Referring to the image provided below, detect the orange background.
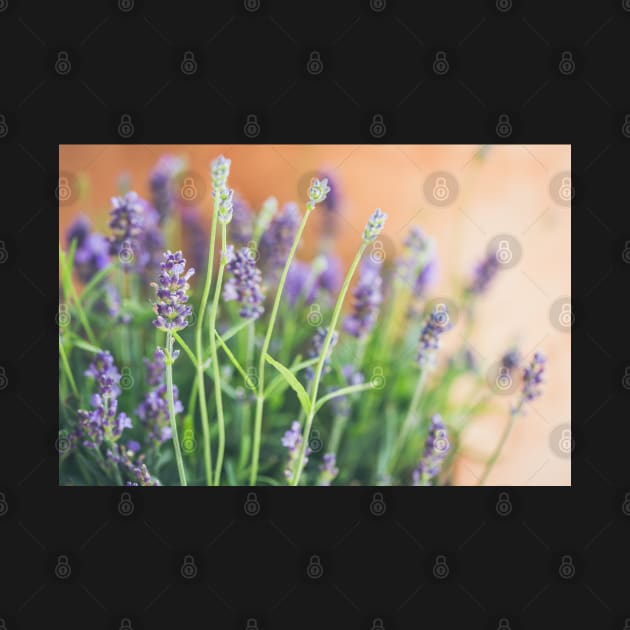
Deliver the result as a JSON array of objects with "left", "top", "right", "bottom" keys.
[{"left": 59, "top": 144, "right": 571, "bottom": 486}]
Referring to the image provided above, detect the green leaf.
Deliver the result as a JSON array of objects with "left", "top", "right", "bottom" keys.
[
  {"left": 264, "top": 353, "right": 311, "bottom": 416},
  {"left": 70, "top": 335, "right": 103, "bottom": 354}
]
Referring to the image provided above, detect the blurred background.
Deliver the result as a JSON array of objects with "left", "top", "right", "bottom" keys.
[{"left": 59, "top": 144, "right": 570, "bottom": 485}]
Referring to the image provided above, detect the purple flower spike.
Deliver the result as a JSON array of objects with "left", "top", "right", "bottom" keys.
[
  {"left": 66, "top": 215, "right": 110, "bottom": 284},
  {"left": 109, "top": 191, "right": 145, "bottom": 266},
  {"left": 282, "top": 420, "right": 312, "bottom": 483},
  {"left": 520, "top": 352, "right": 546, "bottom": 404},
  {"left": 412, "top": 414, "right": 450, "bottom": 485},
  {"left": 77, "top": 351, "right": 132, "bottom": 448},
  {"left": 181, "top": 207, "right": 208, "bottom": 274},
  {"left": 306, "top": 327, "right": 339, "bottom": 380},
  {"left": 416, "top": 304, "right": 451, "bottom": 369},
  {"left": 362, "top": 208, "right": 387, "bottom": 242},
  {"left": 149, "top": 155, "right": 184, "bottom": 224},
  {"left": 306, "top": 177, "right": 331, "bottom": 211},
  {"left": 318, "top": 453, "right": 339, "bottom": 486},
  {"left": 396, "top": 226, "right": 437, "bottom": 298},
  {"left": 343, "top": 258, "right": 383, "bottom": 339},
  {"left": 468, "top": 251, "right": 500, "bottom": 295},
  {"left": 151, "top": 250, "right": 195, "bottom": 332},
  {"left": 501, "top": 348, "right": 521, "bottom": 371},
  {"left": 223, "top": 246, "right": 265, "bottom": 320},
  {"left": 230, "top": 195, "right": 254, "bottom": 246},
  {"left": 260, "top": 202, "right": 302, "bottom": 275}
]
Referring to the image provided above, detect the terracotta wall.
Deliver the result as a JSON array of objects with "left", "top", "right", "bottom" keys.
[{"left": 59, "top": 144, "right": 571, "bottom": 485}]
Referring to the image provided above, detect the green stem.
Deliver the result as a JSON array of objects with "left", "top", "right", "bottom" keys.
[
  {"left": 194, "top": 186, "right": 221, "bottom": 486},
  {"left": 313, "top": 382, "right": 374, "bottom": 414},
  {"left": 328, "top": 414, "right": 347, "bottom": 458},
  {"left": 209, "top": 222, "right": 228, "bottom": 486},
  {"left": 390, "top": 369, "right": 427, "bottom": 472},
  {"left": 478, "top": 409, "right": 517, "bottom": 486},
  {"left": 166, "top": 332, "right": 187, "bottom": 486},
  {"left": 250, "top": 208, "right": 314, "bottom": 485},
  {"left": 291, "top": 242, "right": 368, "bottom": 486},
  {"left": 172, "top": 331, "right": 198, "bottom": 367},
  {"left": 58, "top": 339, "right": 79, "bottom": 399}
]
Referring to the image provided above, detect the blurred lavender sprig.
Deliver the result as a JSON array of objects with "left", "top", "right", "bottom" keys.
[
  {"left": 223, "top": 245, "right": 265, "bottom": 320},
  {"left": 412, "top": 414, "right": 449, "bottom": 485},
  {"left": 282, "top": 420, "right": 312, "bottom": 483},
  {"left": 318, "top": 453, "right": 339, "bottom": 486},
  {"left": 343, "top": 258, "right": 383, "bottom": 339},
  {"left": 417, "top": 304, "right": 451, "bottom": 369},
  {"left": 151, "top": 250, "right": 195, "bottom": 332}
]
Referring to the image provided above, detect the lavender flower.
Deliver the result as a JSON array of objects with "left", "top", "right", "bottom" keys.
[
  {"left": 109, "top": 191, "right": 146, "bottom": 269},
  {"left": 66, "top": 215, "right": 110, "bottom": 284},
  {"left": 416, "top": 305, "right": 451, "bottom": 369},
  {"left": 501, "top": 348, "right": 521, "bottom": 371},
  {"left": 343, "top": 258, "right": 383, "bottom": 339},
  {"left": 467, "top": 251, "right": 500, "bottom": 295},
  {"left": 285, "top": 254, "right": 343, "bottom": 306},
  {"left": 211, "top": 155, "right": 231, "bottom": 188},
  {"left": 306, "top": 327, "right": 339, "bottom": 380},
  {"left": 396, "top": 226, "right": 437, "bottom": 297},
  {"left": 149, "top": 156, "right": 184, "bottom": 224},
  {"left": 151, "top": 251, "right": 195, "bottom": 332},
  {"left": 519, "top": 352, "right": 546, "bottom": 405},
  {"left": 282, "top": 420, "right": 312, "bottom": 482},
  {"left": 214, "top": 187, "right": 234, "bottom": 224},
  {"left": 306, "top": 177, "right": 331, "bottom": 211},
  {"left": 362, "top": 208, "right": 387, "bottom": 242},
  {"left": 135, "top": 348, "right": 183, "bottom": 446},
  {"left": 77, "top": 352, "right": 132, "bottom": 448},
  {"left": 260, "top": 202, "right": 301, "bottom": 274},
  {"left": 412, "top": 414, "right": 449, "bottom": 485},
  {"left": 230, "top": 195, "right": 254, "bottom": 246},
  {"left": 318, "top": 453, "right": 339, "bottom": 486},
  {"left": 107, "top": 442, "right": 161, "bottom": 486},
  {"left": 181, "top": 207, "right": 208, "bottom": 274},
  {"left": 223, "top": 246, "right": 265, "bottom": 319}
]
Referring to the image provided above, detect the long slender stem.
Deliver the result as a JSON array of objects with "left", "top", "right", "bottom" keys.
[
  {"left": 291, "top": 242, "right": 367, "bottom": 486},
  {"left": 58, "top": 339, "right": 79, "bottom": 399},
  {"left": 166, "top": 332, "right": 187, "bottom": 486},
  {"left": 209, "top": 222, "right": 228, "bottom": 486},
  {"left": 194, "top": 191, "right": 221, "bottom": 486},
  {"left": 394, "top": 369, "right": 428, "bottom": 459},
  {"left": 250, "top": 210, "right": 313, "bottom": 485},
  {"left": 478, "top": 409, "right": 517, "bottom": 486}
]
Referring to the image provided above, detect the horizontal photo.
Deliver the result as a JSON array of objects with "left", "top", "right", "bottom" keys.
[{"left": 58, "top": 144, "right": 570, "bottom": 486}]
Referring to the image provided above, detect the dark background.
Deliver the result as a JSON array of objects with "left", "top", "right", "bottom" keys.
[{"left": 1, "top": 0, "right": 629, "bottom": 628}]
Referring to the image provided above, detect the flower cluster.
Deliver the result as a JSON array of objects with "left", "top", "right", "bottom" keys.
[
  {"left": 230, "top": 195, "right": 254, "bottom": 246},
  {"left": 106, "top": 442, "right": 161, "bottom": 486},
  {"left": 66, "top": 215, "right": 110, "bottom": 284},
  {"left": 135, "top": 348, "right": 182, "bottom": 446},
  {"left": 396, "top": 226, "right": 437, "bottom": 297},
  {"left": 109, "top": 192, "right": 146, "bottom": 268},
  {"left": 211, "top": 155, "right": 231, "bottom": 189},
  {"left": 306, "top": 177, "right": 331, "bottom": 211},
  {"left": 467, "top": 251, "right": 500, "bottom": 295},
  {"left": 306, "top": 327, "right": 339, "bottom": 380},
  {"left": 285, "top": 254, "right": 342, "bottom": 306},
  {"left": 362, "top": 208, "right": 387, "bottom": 243},
  {"left": 281, "top": 420, "right": 312, "bottom": 483},
  {"left": 151, "top": 251, "right": 195, "bottom": 332},
  {"left": 501, "top": 348, "right": 521, "bottom": 371},
  {"left": 223, "top": 246, "right": 265, "bottom": 320},
  {"left": 149, "top": 155, "right": 184, "bottom": 224},
  {"left": 417, "top": 305, "right": 451, "bottom": 369},
  {"left": 77, "top": 352, "right": 131, "bottom": 448},
  {"left": 343, "top": 258, "right": 383, "bottom": 339},
  {"left": 318, "top": 453, "right": 339, "bottom": 486},
  {"left": 412, "top": 414, "right": 449, "bottom": 485},
  {"left": 260, "top": 202, "right": 301, "bottom": 274},
  {"left": 214, "top": 187, "right": 234, "bottom": 224},
  {"left": 518, "top": 352, "right": 546, "bottom": 406}
]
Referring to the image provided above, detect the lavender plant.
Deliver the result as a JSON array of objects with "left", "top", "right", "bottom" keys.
[{"left": 59, "top": 152, "right": 551, "bottom": 486}]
